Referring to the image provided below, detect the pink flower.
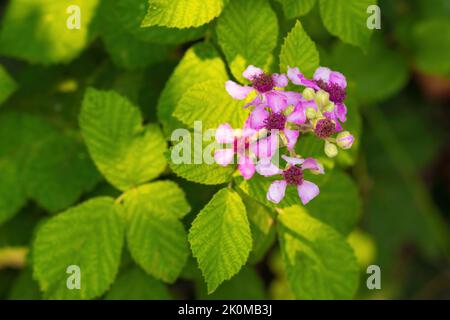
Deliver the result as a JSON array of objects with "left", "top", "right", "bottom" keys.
[
  {"left": 247, "top": 103, "right": 306, "bottom": 151},
  {"left": 288, "top": 66, "right": 348, "bottom": 130},
  {"left": 225, "top": 65, "right": 290, "bottom": 112},
  {"left": 214, "top": 123, "right": 258, "bottom": 180},
  {"left": 256, "top": 155, "right": 324, "bottom": 205}
]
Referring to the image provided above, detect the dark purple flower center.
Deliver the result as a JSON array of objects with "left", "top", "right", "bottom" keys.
[
  {"left": 283, "top": 166, "right": 304, "bottom": 185},
  {"left": 252, "top": 73, "right": 274, "bottom": 93},
  {"left": 314, "top": 118, "right": 336, "bottom": 138},
  {"left": 264, "top": 112, "right": 286, "bottom": 131},
  {"left": 315, "top": 79, "right": 346, "bottom": 104}
]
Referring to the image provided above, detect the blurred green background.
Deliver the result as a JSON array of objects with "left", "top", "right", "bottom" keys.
[{"left": 0, "top": 0, "right": 449, "bottom": 299}]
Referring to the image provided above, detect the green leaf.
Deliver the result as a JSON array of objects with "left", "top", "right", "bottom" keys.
[
  {"left": 243, "top": 195, "right": 276, "bottom": 263},
  {"left": 122, "top": 182, "right": 190, "bottom": 283},
  {"left": 33, "top": 197, "right": 125, "bottom": 299},
  {"left": 80, "top": 88, "right": 167, "bottom": 191},
  {"left": 99, "top": 0, "right": 172, "bottom": 70},
  {"left": 276, "top": 0, "right": 317, "bottom": 19},
  {"left": 0, "top": 112, "right": 100, "bottom": 222},
  {"left": 0, "top": 208, "right": 42, "bottom": 248},
  {"left": 189, "top": 188, "right": 252, "bottom": 293},
  {"left": 106, "top": 267, "right": 171, "bottom": 300},
  {"left": 157, "top": 43, "right": 228, "bottom": 137},
  {"left": 0, "top": 0, "right": 100, "bottom": 64},
  {"left": 125, "top": 181, "right": 191, "bottom": 219},
  {"left": 411, "top": 18, "right": 450, "bottom": 75},
  {"left": 174, "top": 80, "right": 249, "bottom": 130},
  {"left": 279, "top": 20, "right": 319, "bottom": 77},
  {"left": 141, "top": 0, "right": 225, "bottom": 28},
  {"left": 104, "top": 0, "right": 206, "bottom": 45},
  {"left": 277, "top": 205, "right": 359, "bottom": 299},
  {"left": 327, "top": 41, "right": 409, "bottom": 104},
  {"left": 0, "top": 160, "right": 26, "bottom": 225},
  {"left": 0, "top": 65, "right": 16, "bottom": 105},
  {"left": 236, "top": 170, "right": 360, "bottom": 235},
  {"left": 196, "top": 267, "right": 265, "bottom": 299},
  {"left": 319, "top": 0, "right": 376, "bottom": 50},
  {"left": 168, "top": 132, "right": 236, "bottom": 185},
  {"left": 23, "top": 133, "right": 101, "bottom": 213},
  {"left": 216, "top": 0, "right": 278, "bottom": 82}
]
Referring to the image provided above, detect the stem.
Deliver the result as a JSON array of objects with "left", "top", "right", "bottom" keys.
[{"left": 0, "top": 247, "right": 28, "bottom": 270}]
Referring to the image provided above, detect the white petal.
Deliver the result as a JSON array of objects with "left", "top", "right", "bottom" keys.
[
  {"left": 256, "top": 158, "right": 282, "bottom": 177},
  {"left": 225, "top": 80, "right": 253, "bottom": 100},
  {"left": 214, "top": 149, "right": 235, "bottom": 166},
  {"left": 267, "top": 180, "right": 287, "bottom": 204},
  {"left": 301, "top": 158, "right": 324, "bottom": 174},
  {"left": 215, "top": 123, "right": 235, "bottom": 144},
  {"left": 284, "top": 129, "right": 299, "bottom": 150},
  {"left": 243, "top": 65, "right": 264, "bottom": 80},
  {"left": 282, "top": 155, "right": 304, "bottom": 166},
  {"left": 272, "top": 73, "right": 288, "bottom": 88},
  {"left": 238, "top": 155, "right": 256, "bottom": 180},
  {"left": 313, "top": 67, "right": 331, "bottom": 83},
  {"left": 297, "top": 180, "right": 320, "bottom": 205}
]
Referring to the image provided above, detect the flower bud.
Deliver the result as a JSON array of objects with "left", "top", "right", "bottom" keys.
[
  {"left": 283, "top": 105, "right": 294, "bottom": 116},
  {"left": 303, "top": 87, "right": 316, "bottom": 101},
  {"left": 324, "top": 141, "right": 338, "bottom": 158},
  {"left": 325, "top": 102, "right": 335, "bottom": 113},
  {"left": 336, "top": 131, "right": 354, "bottom": 150},
  {"left": 306, "top": 107, "right": 317, "bottom": 120},
  {"left": 315, "top": 90, "right": 330, "bottom": 107}
]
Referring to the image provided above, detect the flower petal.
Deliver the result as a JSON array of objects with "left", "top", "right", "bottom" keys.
[
  {"left": 272, "top": 73, "right": 288, "bottom": 88},
  {"left": 214, "top": 148, "right": 235, "bottom": 166},
  {"left": 238, "top": 155, "right": 256, "bottom": 180},
  {"left": 282, "top": 155, "right": 304, "bottom": 166},
  {"left": 330, "top": 71, "right": 347, "bottom": 88},
  {"left": 335, "top": 102, "right": 347, "bottom": 123},
  {"left": 267, "top": 180, "right": 287, "bottom": 204},
  {"left": 297, "top": 180, "right": 320, "bottom": 205},
  {"left": 215, "top": 123, "right": 235, "bottom": 144},
  {"left": 288, "top": 67, "right": 319, "bottom": 89},
  {"left": 266, "top": 91, "right": 288, "bottom": 113},
  {"left": 301, "top": 100, "right": 319, "bottom": 111},
  {"left": 244, "top": 96, "right": 262, "bottom": 109},
  {"left": 313, "top": 67, "right": 331, "bottom": 83},
  {"left": 301, "top": 158, "right": 324, "bottom": 174},
  {"left": 251, "top": 134, "right": 279, "bottom": 159},
  {"left": 286, "top": 106, "right": 306, "bottom": 125},
  {"left": 248, "top": 105, "right": 269, "bottom": 130},
  {"left": 225, "top": 80, "right": 253, "bottom": 100},
  {"left": 283, "top": 91, "right": 303, "bottom": 106},
  {"left": 243, "top": 65, "right": 264, "bottom": 80},
  {"left": 284, "top": 129, "right": 299, "bottom": 150},
  {"left": 255, "top": 158, "right": 283, "bottom": 176}
]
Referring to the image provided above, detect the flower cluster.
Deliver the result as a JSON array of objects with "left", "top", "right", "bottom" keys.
[{"left": 215, "top": 65, "right": 355, "bottom": 205}]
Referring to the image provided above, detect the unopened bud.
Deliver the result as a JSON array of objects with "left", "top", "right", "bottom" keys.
[
  {"left": 315, "top": 90, "right": 330, "bottom": 107},
  {"left": 325, "top": 102, "right": 335, "bottom": 113},
  {"left": 283, "top": 105, "right": 295, "bottom": 116},
  {"left": 303, "top": 87, "right": 316, "bottom": 101},
  {"left": 324, "top": 141, "right": 338, "bottom": 158},
  {"left": 306, "top": 107, "right": 317, "bottom": 120},
  {"left": 336, "top": 131, "right": 354, "bottom": 150}
]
